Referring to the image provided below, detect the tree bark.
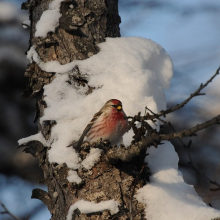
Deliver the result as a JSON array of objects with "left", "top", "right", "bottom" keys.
[{"left": 22, "top": 0, "right": 147, "bottom": 219}]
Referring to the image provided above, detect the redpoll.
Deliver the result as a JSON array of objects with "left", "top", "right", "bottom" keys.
[{"left": 72, "top": 99, "right": 128, "bottom": 151}]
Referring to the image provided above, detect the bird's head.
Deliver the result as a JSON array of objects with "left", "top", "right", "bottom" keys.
[
  {"left": 104, "top": 99, "right": 123, "bottom": 112},
  {"left": 100, "top": 99, "right": 127, "bottom": 120}
]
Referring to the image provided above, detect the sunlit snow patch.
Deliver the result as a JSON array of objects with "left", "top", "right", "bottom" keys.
[
  {"left": 18, "top": 36, "right": 220, "bottom": 219},
  {"left": 24, "top": 37, "right": 173, "bottom": 169},
  {"left": 81, "top": 148, "right": 103, "bottom": 170},
  {"left": 67, "top": 170, "right": 82, "bottom": 184},
  {"left": 35, "top": 0, "right": 64, "bottom": 37},
  {"left": 135, "top": 142, "right": 220, "bottom": 220},
  {"left": 66, "top": 199, "right": 119, "bottom": 220}
]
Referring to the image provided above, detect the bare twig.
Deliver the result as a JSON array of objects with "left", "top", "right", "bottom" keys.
[
  {"left": 107, "top": 114, "right": 220, "bottom": 163},
  {"left": 168, "top": 122, "right": 220, "bottom": 190},
  {"left": 187, "top": 147, "right": 220, "bottom": 190},
  {"left": 129, "top": 165, "right": 146, "bottom": 220},
  {"left": 159, "top": 114, "right": 220, "bottom": 141},
  {"left": 143, "top": 67, "right": 220, "bottom": 121},
  {"left": 0, "top": 199, "right": 22, "bottom": 220},
  {"left": 121, "top": 68, "right": 220, "bottom": 191},
  {"left": 145, "top": 106, "right": 167, "bottom": 124}
]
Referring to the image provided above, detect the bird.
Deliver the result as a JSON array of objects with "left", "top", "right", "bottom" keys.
[{"left": 71, "top": 99, "right": 129, "bottom": 151}]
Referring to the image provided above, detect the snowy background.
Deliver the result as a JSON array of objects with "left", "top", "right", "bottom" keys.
[{"left": 1, "top": 0, "right": 220, "bottom": 219}]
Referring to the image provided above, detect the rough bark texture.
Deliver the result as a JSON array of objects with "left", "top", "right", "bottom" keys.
[{"left": 21, "top": 0, "right": 147, "bottom": 219}]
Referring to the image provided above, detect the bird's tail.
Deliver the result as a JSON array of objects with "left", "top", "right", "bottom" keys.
[{"left": 67, "top": 139, "right": 83, "bottom": 152}]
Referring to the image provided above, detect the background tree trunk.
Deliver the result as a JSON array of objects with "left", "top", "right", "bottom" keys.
[{"left": 22, "top": 0, "right": 146, "bottom": 219}]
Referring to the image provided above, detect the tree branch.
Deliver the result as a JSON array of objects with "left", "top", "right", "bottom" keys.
[
  {"left": 0, "top": 199, "right": 22, "bottom": 220},
  {"left": 160, "top": 114, "right": 220, "bottom": 141},
  {"left": 168, "top": 122, "right": 220, "bottom": 190},
  {"left": 107, "top": 114, "right": 220, "bottom": 163},
  {"left": 187, "top": 145, "right": 220, "bottom": 190},
  {"left": 145, "top": 67, "right": 220, "bottom": 120}
]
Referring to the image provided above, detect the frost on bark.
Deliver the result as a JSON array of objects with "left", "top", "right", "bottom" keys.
[{"left": 21, "top": 0, "right": 147, "bottom": 219}]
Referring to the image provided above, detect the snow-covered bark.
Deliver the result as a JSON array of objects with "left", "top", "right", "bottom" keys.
[
  {"left": 20, "top": 0, "right": 220, "bottom": 220},
  {"left": 20, "top": 0, "right": 139, "bottom": 219}
]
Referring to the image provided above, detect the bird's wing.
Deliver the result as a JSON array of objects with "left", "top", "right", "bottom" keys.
[
  {"left": 74, "top": 123, "right": 93, "bottom": 150},
  {"left": 68, "top": 111, "right": 103, "bottom": 151},
  {"left": 66, "top": 123, "right": 92, "bottom": 150}
]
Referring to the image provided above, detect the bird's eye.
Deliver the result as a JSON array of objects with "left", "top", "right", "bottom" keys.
[{"left": 111, "top": 104, "right": 122, "bottom": 111}]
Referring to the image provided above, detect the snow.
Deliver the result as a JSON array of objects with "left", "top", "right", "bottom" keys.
[
  {"left": 27, "top": 45, "right": 76, "bottom": 72},
  {"left": 35, "top": 0, "right": 64, "bottom": 37},
  {"left": 24, "top": 37, "right": 172, "bottom": 169},
  {"left": 81, "top": 148, "right": 103, "bottom": 170},
  {"left": 22, "top": 19, "right": 30, "bottom": 29},
  {"left": 19, "top": 36, "right": 220, "bottom": 219},
  {"left": 136, "top": 142, "right": 220, "bottom": 220},
  {"left": 123, "top": 129, "right": 134, "bottom": 146},
  {"left": 67, "top": 170, "right": 82, "bottom": 184},
  {"left": 49, "top": 142, "right": 81, "bottom": 169},
  {"left": 66, "top": 199, "right": 119, "bottom": 220},
  {"left": 18, "top": 132, "right": 47, "bottom": 146}
]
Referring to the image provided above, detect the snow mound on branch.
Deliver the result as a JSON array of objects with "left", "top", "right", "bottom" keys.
[
  {"left": 81, "top": 148, "right": 103, "bottom": 170},
  {"left": 66, "top": 199, "right": 119, "bottom": 219},
  {"left": 19, "top": 37, "right": 220, "bottom": 219},
  {"left": 136, "top": 142, "right": 220, "bottom": 220},
  {"left": 67, "top": 170, "right": 82, "bottom": 184},
  {"left": 35, "top": 0, "right": 64, "bottom": 37},
  {"left": 22, "top": 37, "right": 173, "bottom": 168}
]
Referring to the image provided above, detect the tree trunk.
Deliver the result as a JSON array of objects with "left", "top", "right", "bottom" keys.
[{"left": 21, "top": 0, "right": 147, "bottom": 219}]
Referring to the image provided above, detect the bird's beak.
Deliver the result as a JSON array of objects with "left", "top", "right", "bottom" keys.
[{"left": 117, "top": 105, "right": 122, "bottom": 110}]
